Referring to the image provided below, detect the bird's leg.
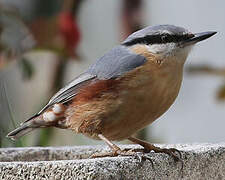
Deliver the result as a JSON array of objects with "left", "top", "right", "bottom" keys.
[
  {"left": 128, "top": 137, "right": 184, "bottom": 172},
  {"left": 90, "top": 134, "right": 143, "bottom": 158},
  {"left": 128, "top": 136, "right": 182, "bottom": 162},
  {"left": 97, "top": 134, "right": 121, "bottom": 156},
  {"left": 89, "top": 134, "right": 154, "bottom": 167}
]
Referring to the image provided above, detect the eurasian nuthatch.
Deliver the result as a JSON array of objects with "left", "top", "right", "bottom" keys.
[{"left": 7, "top": 25, "right": 216, "bottom": 159}]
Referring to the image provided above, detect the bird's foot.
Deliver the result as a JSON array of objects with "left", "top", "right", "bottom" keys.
[
  {"left": 90, "top": 147, "right": 154, "bottom": 167},
  {"left": 128, "top": 136, "right": 183, "bottom": 172},
  {"left": 128, "top": 137, "right": 182, "bottom": 161},
  {"left": 144, "top": 145, "right": 182, "bottom": 162}
]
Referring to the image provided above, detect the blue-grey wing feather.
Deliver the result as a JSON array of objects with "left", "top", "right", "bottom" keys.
[
  {"left": 87, "top": 45, "right": 147, "bottom": 79},
  {"left": 28, "top": 73, "right": 96, "bottom": 119},
  {"left": 32, "top": 45, "right": 146, "bottom": 118},
  {"left": 49, "top": 73, "right": 96, "bottom": 105}
]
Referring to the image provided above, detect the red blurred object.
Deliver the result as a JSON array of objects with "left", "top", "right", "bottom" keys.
[{"left": 59, "top": 12, "right": 81, "bottom": 57}]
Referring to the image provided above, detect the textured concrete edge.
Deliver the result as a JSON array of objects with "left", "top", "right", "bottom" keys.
[
  {"left": 0, "top": 143, "right": 224, "bottom": 180},
  {"left": 1, "top": 142, "right": 224, "bottom": 152},
  {"left": 0, "top": 143, "right": 224, "bottom": 162}
]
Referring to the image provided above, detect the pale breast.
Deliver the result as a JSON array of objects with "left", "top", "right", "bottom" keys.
[{"left": 100, "top": 59, "right": 183, "bottom": 140}]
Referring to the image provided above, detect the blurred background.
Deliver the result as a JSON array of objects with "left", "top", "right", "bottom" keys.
[{"left": 0, "top": 0, "right": 224, "bottom": 148}]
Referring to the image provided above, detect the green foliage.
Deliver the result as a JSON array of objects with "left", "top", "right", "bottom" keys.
[
  {"left": 34, "top": 0, "right": 62, "bottom": 18},
  {"left": 36, "top": 128, "right": 53, "bottom": 146},
  {"left": 18, "top": 57, "right": 35, "bottom": 80}
]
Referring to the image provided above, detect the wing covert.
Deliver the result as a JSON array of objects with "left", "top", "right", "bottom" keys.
[
  {"left": 87, "top": 45, "right": 147, "bottom": 80},
  {"left": 35, "top": 73, "right": 96, "bottom": 116}
]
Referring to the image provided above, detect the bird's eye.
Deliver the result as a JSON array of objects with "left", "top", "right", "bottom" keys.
[
  {"left": 141, "top": 39, "right": 147, "bottom": 44},
  {"left": 161, "top": 35, "right": 168, "bottom": 42}
]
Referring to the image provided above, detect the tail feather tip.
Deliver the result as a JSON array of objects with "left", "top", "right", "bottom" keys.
[{"left": 6, "top": 131, "right": 18, "bottom": 141}]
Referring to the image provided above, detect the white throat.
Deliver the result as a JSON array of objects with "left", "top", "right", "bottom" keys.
[{"left": 145, "top": 43, "right": 193, "bottom": 62}]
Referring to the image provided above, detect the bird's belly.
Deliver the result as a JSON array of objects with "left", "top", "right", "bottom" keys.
[{"left": 100, "top": 72, "right": 182, "bottom": 141}]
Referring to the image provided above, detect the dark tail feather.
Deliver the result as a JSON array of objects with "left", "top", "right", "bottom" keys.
[
  {"left": 7, "top": 112, "right": 46, "bottom": 140},
  {"left": 7, "top": 123, "right": 35, "bottom": 140}
]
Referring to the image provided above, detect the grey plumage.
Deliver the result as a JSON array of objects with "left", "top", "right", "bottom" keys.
[
  {"left": 87, "top": 46, "right": 147, "bottom": 80},
  {"left": 48, "top": 73, "right": 96, "bottom": 105},
  {"left": 123, "top": 24, "right": 189, "bottom": 45}
]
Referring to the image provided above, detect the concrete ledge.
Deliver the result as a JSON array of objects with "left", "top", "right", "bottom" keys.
[{"left": 0, "top": 143, "right": 224, "bottom": 180}]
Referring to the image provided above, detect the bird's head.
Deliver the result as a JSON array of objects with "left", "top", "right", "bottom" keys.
[{"left": 122, "top": 24, "right": 216, "bottom": 63}]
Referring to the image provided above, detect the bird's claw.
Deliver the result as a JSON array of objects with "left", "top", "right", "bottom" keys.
[
  {"left": 155, "top": 148, "right": 182, "bottom": 161},
  {"left": 146, "top": 146, "right": 183, "bottom": 171}
]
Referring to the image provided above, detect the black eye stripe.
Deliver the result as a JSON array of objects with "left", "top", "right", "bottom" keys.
[{"left": 123, "top": 33, "right": 194, "bottom": 46}]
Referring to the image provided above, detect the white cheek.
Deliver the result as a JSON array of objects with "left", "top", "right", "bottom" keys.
[
  {"left": 145, "top": 43, "right": 176, "bottom": 55},
  {"left": 177, "top": 45, "right": 193, "bottom": 59},
  {"left": 184, "top": 45, "right": 193, "bottom": 54}
]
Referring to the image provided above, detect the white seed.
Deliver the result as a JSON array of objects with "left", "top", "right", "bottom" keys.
[
  {"left": 52, "top": 104, "right": 63, "bottom": 114},
  {"left": 43, "top": 111, "right": 56, "bottom": 122}
]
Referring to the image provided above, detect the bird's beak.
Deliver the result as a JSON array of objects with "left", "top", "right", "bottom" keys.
[{"left": 181, "top": 31, "right": 217, "bottom": 46}]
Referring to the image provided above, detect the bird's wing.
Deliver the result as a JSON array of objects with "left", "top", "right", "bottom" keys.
[
  {"left": 23, "top": 73, "right": 96, "bottom": 123},
  {"left": 48, "top": 46, "right": 146, "bottom": 106},
  {"left": 24, "top": 46, "right": 147, "bottom": 123},
  {"left": 48, "top": 73, "right": 96, "bottom": 105},
  {"left": 86, "top": 46, "right": 147, "bottom": 80}
]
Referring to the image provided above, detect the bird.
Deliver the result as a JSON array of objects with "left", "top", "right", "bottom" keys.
[{"left": 7, "top": 25, "right": 216, "bottom": 159}]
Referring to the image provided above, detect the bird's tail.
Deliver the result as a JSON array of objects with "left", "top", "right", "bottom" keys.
[
  {"left": 7, "top": 106, "right": 65, "bottom": 140},
  {"left": 7, "top": 122, "right": 35, "bottom": 140},
  {"left": 6, "top": 114, "right": 44, "bottom": 140}
]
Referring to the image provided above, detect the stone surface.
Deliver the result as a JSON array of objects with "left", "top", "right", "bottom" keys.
[{"left": 0, "top": 143, "right": 224, "bottom": 180}]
